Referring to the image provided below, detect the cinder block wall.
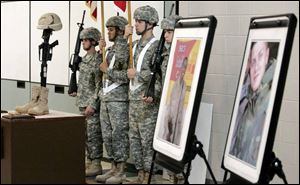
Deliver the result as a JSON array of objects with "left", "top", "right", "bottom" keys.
[{"left": 180, "top": 1, "right": 299, "bottom": 183}]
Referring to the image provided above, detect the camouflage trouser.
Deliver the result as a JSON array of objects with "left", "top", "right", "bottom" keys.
[
  {"left": 129, "top": 100, "right": 159, "bottom": 172},
  {"left": 80, "top": 107, "right": 103, "bottom": 160},
  {"left": 100, "top": 101, "right": 129, "bottom": 162}
]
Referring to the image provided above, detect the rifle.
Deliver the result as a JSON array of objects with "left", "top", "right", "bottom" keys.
[
  {"left": 38, "top": 29, "right": 59, "bottom": 87},
  {"left": 68, "top": 10, "right": 86, "bottom": 95},
  {"left": 144, "top": 4, "right": 175, "bottom": 98}
]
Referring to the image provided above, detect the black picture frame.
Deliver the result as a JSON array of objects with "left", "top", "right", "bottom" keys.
[
  {"left": 222, "top": 14, "right": 297, "bottom": 183},
  {"left": 152, "top": 16, "right": 217, "bottom": 173}
]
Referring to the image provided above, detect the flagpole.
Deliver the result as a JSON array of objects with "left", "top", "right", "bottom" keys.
[
  {"left": 100, "top": 1, "right": 108, "bottom": 87},
  {"left": 100, "top": 1, "right": 106, "bottom": 62},
  {"left": 127, "top": 1, "right": 133, "bottom": 69}
]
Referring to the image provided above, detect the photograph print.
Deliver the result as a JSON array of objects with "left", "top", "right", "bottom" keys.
[
  {"left": 153, "top": 16, "right": 217, "bottom": 162},
  {"left": 223, "top": 14, "right": 297, "bottom": 183},
  {"left": 158, "top": 39, "right": 201, "bottom": 146},
  {"left": 229, "top": 41, "right": 279, "bottom": 167}
]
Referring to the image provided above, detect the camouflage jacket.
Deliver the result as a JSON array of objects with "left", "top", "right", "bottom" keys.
[
  {"left": 129, "top": 35, "right": 162, "bottom": 101},
  {"left": 76, "top": 52, "right": 102, "bottom": 111},
  {"left": 229, "top": 58, "right": 277, "bottom": 166},
  {"left": 99, "top": 36, "right": 129, "bottom": 102}
]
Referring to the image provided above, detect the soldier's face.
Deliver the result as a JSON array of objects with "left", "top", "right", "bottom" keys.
[
  {"left": 164, "top": 30, "right": 174, "bottom": 44},
  {"left": 250, "top": 42, "right": 270, "bottom": 91},
  {"left": 107, "top": 27, "right": 117, "bottom": 42},
  {"left": 135, "top": 19, "right": 146, "bottom": 35},
  {"left": 82, "top": 39, "right": 93, "bottom": 51}
]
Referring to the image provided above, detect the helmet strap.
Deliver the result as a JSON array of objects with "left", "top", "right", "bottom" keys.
[
  {"left": 89, "top": 39, "right": 98, "bottom": 47},
  {"left": 141, "top": 22, "right": 153, "bottom": 35}
]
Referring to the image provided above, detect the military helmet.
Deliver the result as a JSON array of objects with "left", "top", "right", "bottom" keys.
[
  {"left": 80, "top": 27, "right": 101, "bottom": 41},
  {"left": 37, "top": 13, "right": 62, "bottom": 31},
  {"left": 106, "top": 16, "right": 128, "bottom": 30},
  {"left": 161, "top": 15, "right": 182, "bottom": 30},
  {"left": 134, "top": 5, "right": 159, "bottom": 25}
]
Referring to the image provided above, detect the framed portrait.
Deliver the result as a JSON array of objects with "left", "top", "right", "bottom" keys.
[
  {"left": 153, "top": 16, "right": 217, "bottom": 170},
  {"left": 222, "top": 14, "right": 297, "bottom": 183}
]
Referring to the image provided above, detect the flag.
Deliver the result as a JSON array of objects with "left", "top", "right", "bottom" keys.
[
  {"left": 114, "top": 1, "right": 126, "bottom": 13},
  {"left": 86, "top": 1, "right": 97, "bottom": 21}
]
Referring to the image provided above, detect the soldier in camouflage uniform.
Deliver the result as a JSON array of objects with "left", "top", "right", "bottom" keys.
[
  {"left": 95, "top": 16, "right": 130, "bottom": 184},
  {"left": 71, "top": 27, "right": 103, "bottom": 177},
  {"left": 230, "top": 42, "right": 276, "bottom": 166},
  {"left": 126, "top": 5, "right": 161, "bottom": 184},
  {"left": 160, "top": 15, "right": 182, "bottom": 86}
]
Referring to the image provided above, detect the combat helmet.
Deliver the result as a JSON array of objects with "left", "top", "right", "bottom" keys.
[
  {"left": 106, "top": 16, "right": 128, "bottom": 30},
  {"left": 80, "top": 27, "right": 101, "bottom": 41},
  {"left": 161, "top": 15, "right": 182, "bottom": 30},
  {"left": 134, "top": 5, "right": 159, "bottom": 25},
  {"left": 37, "top": 13, "right": 62, "bottom": 31}
]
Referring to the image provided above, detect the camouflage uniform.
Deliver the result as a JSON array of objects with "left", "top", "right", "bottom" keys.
[
  {"left": 99, "top": 31, "right": 130, "bottom": 162},
  {"left": 161, "top": 46, "right": 171, "bottom": 86},
  {"left": 77, "top": 52, "right": 103, "bottom": 160},
  {"left": 230, "top": 58, "right": 277, "bottom": 166},
  {"left": 76, "top": 28, "right": 103, "bottom": 161},
  {"left": 129, "top": 6, "right": 161, "bottom": 173}
]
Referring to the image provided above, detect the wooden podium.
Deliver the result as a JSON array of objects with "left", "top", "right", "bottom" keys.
[{"left": 1, "top": 110, "right": 86, "bottom": 184}]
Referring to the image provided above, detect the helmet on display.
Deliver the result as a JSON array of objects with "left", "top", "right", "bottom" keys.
[
  {"left": 37, "top": 13, "right": 62, "bottom": 31},
  {"left": 79, "top": 27, "right": 101, "bottom": 41},
  {"left": 161, "top": 15, "right": 182, "bottom": 30},
  {"left": 106, "top": 16, "right": 128, "bottom": 30},
  {"left": 133, "top": 5, "right": 159, "bottom": 25}
]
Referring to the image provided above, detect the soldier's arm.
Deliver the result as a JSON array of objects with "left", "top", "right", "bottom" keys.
[
  {"left": 107, "top": 37, "right": 129, "bottom": 84},
  {"left": 137, "top": 41, "right": 159, "bottom": 83},
  {"left": 88, "top": 60, "right": 102, "bottom": 111}
]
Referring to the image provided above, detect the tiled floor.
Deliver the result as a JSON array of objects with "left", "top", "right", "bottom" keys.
[{"left": 86, "top": 161, "right": 179, "bottom": 184}]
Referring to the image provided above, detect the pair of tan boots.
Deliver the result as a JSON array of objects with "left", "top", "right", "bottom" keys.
[
  {"left": 96, "top": 161, "right": 127, "bottom": 184},
  {"left": 15, "top": 86, "right": 49, "bottom": 115}
]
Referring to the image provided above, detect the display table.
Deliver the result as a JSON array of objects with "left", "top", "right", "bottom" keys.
[{"left": 1, "top": 110, "right": 86, "bottom": 184}]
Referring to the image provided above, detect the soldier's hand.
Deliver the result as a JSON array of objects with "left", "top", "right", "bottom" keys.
[
  {"left": 98, "top": 39, "right": 106, "bottom": 53},
  {"left": 69, "top": 92, "right": 77, "bottom": 97},
  {"left": 99, "top": 61, "right": 108, "bottom": 73},
  {"left": 142, "top": 95, "right": 154, "bottom": 103},
  {"left": 127, "top": 68, "right": 136, "bottom": 79},
  {"left": 124, "top": 24, "right": 133, "bottom": 39},
  {"left": 85, "top": 106, "right": 95, "bottom": 117}
]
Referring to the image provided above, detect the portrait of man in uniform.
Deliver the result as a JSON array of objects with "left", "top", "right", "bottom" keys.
[
  {"left": 157, "top": 39, "right": 201, "bottom": 146},
  {"left": 162, "top": 57, "right": 188, "bottom": 145},
  {"left": 229, "top": 41, "right": 279, "bottom": 166}
]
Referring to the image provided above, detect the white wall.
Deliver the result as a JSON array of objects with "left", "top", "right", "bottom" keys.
[
  {"left": 180, "top": 1, "right": 299, "bottom": 184},
  {"left": 1, "top": 1, "right": 30, "bottom": 81}
]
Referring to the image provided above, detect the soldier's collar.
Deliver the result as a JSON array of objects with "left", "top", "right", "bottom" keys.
[{"left": 138, "top": 35, "right": 155, "bottom": 47}]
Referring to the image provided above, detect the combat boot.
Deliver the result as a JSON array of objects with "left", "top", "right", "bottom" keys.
[
  {"left": 124, "top": 169, "right": 144, "bottom": 184},
  {"left": 106, "top": 162, "right": 126, "bottom": 184},
  {"left": 85, "top": 159, "right": 102, "bottom": 177},
  {"left": 28, "top": 86, "right": 49, "bottom": 115},
  {"left": 86, "top": 158, "right": 92, "bottom": 171},
  {"left": 95, "top": 161, "right": 117, "bottom": 182},
  {"left": 15, "top": 86, "right": 41, "bottom": 114},
  {"left": 142, "top": 172, "right": 150, "bottom": 184}
]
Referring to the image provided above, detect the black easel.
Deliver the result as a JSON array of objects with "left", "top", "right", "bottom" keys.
[
  {"left": 148, "top": 136, "right": 217, "bottom": 184},
  {"left": 223, "top": 152, "right": 288, "bottom": 184},
  {"left": 260, "top": 152, "right": 288, "bottom": 184}
]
